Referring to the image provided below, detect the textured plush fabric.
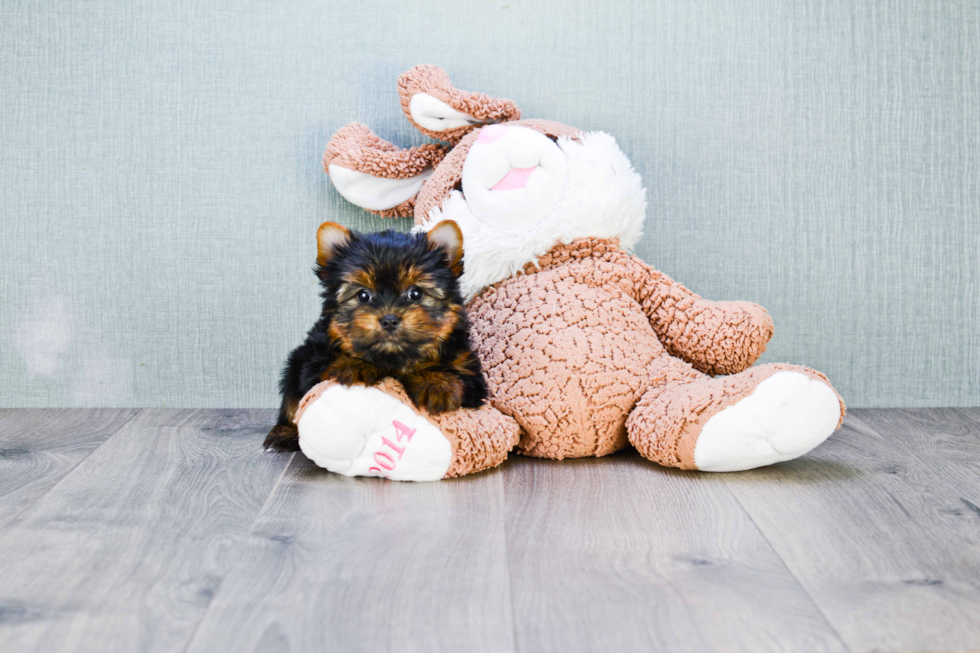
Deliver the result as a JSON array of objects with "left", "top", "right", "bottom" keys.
[
  {"left": 397, "top": 64, "right": 522, "bottom": 145},
  {"left": 324, "top": 123, "right": 448, "bottom": 217},
  {"left": 467, "top": 237, "right": 800, "bottom": 460},
  {"left": 627, "top": 362, "right": 844, "bottom": 469}
]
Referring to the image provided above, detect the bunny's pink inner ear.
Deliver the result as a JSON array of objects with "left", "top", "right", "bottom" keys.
[
  {"left": 324, "top": 123, "right": 448, "bottom": 218},
  {"left": 397, "top": 65, "right": 521, "bottom": 144}
]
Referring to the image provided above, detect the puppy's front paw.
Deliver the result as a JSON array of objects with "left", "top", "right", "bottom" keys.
[
  {"left": 263, "top": 424, "right": 300, "bottom": 452},
  {"left": 404, "top": 372, "right": 464, "bottom": 414},
  {"left": 325, "top": 356, "right": 386, "bottom": 387}
]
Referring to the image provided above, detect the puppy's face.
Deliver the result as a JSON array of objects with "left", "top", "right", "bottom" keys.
[
  {"left": 330, "top": 258, "right": 461, "bottom": 362},
  {"left": 316, "top": 221, "right": 465, "bottom": 368}
]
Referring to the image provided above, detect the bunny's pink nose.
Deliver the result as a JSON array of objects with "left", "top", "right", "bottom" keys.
[{"left": 478, "top": 124, "right": 509, "bottom": 144}]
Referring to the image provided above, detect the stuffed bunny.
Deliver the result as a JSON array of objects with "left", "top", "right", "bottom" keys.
[{"left": 296, "top": 65, "right": 844, "bottom": 481}]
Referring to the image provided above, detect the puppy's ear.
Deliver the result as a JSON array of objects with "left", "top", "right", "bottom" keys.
[
  {"left": 426, "top": 220, "right": 464, "bottom": 277},
  {"left": 317, "top": 222, "right": 351, "bottom": 266}
]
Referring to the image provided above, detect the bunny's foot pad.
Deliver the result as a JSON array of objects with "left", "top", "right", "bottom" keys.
[{"left": 296, "top": 383, "right": 452, "bottom": 482}]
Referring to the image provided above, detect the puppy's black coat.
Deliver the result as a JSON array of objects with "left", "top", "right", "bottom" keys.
[{"left": 263, "top": 221, "right": 488, "bottom": 452}]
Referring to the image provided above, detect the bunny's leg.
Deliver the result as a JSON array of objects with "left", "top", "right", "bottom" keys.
[
  {"left": 294, "top": 379, "right": 520, "bottom": 481},
  {"left": 628, "top": 359, "right": 844, "bottom": 472}
]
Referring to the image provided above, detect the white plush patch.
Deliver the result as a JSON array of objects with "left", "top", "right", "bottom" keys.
[
  {"left": 415, "top": 130, "right": 646, "bottom": 301},
  {"left": 693, "top": 372, "right": 842, "bottom": 472},
  {"left": 409, "top": 92, "right": 483, "bottom": 131},
  {"left": 462, "top": 126, "right": 568, "bottom": 230},
  {"left": 297, "top": 384, "right": 452, "bottom": 482},
  {"left": 328, "top": 164, "right": 433, "bottom": 212}
]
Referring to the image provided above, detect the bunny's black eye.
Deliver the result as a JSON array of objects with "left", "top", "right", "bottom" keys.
[
  {"left": 407, "top": 287, "right": 423, "bottom": 302},
  {"left": 357, "top": 289, "right": 372, "bottom": 304}
]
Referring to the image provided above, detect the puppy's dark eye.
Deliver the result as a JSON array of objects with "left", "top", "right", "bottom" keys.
[
  {"left": 357, "top": 289, "right": 372, "bottom": 304},
  {"left": 407, "top": 287, "right": 423, "bottom": 302}
]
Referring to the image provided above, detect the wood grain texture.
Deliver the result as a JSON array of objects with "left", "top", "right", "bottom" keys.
[
  {"left": 849, "top": 408, "right": 980, "bottom": 498},
  {"left": 0, "top": 409, "right": 139, "bottom": 528},
  {"left": 0, "top": 409, "right": 286, "bottom": 653},
  {"left": 722, "top": 409, "right": 980, "bottom": 653},
  {"left": 185, "top": 455, "right": 515, "bottom": 653},
  {"left": 3, "top": 408, "right": 980, "bottom": 652},
  {"left": 952, "top": 407, "right": 980, "bottom": 426},
  {"left": 502, "top": 453, "right": 846, "bottom": 653}
]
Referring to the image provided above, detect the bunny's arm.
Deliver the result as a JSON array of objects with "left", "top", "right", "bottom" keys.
[{"left": 626, "top": 256, "right": 774, "bottom": 376}]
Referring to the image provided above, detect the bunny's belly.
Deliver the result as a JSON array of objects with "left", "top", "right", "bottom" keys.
[{"left": 467, "top": 268, "right": 665, "bottom": 459}]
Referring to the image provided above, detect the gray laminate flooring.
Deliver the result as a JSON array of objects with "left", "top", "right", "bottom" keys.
[{"left": 0, "top": 408, "right": 978, "bottom": 653}]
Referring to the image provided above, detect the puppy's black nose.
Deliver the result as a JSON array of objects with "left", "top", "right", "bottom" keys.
[{"left": 380, "top": 314, "right": 400, "bottom": 332}]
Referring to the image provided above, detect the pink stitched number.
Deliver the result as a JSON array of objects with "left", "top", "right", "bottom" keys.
[
  {"left": 381, "top": 436, "right": 406, "bottom": 458},
  {"left": 374, "top": 451, "right": 396, "bottom": 470},
  {"left": 368, "top": 421, "right": 417, "bottom": 478},
  {"left": 392, "top": 420, "right": 416, "bottom": 443}
]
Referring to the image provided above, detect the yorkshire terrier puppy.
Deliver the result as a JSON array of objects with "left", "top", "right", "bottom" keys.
[{"left": 263, "top": 220, "right": 489, "bottom": 452}]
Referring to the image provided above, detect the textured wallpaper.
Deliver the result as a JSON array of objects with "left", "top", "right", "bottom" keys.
[{"left": 1, "top": 0, "right": 977, "bottom": 408}]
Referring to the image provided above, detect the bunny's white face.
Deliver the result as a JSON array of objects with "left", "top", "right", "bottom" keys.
[
  {"left": 419, "top": 126, "right": 648, "bottom": 301},
  {"left": 460, "top": 125, "right": 569, "bottom": 230}
]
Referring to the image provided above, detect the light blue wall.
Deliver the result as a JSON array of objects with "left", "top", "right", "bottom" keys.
[{"left": 1, "top": 0, "right": 977, "bottom": 408}]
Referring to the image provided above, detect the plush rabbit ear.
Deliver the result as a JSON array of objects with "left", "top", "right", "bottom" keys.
[
  {"left": 324, "top": 123, "right": 449, "bottom": 218},
  {"left": 398, "top": 65, "right": 521, "bottom": 145}
]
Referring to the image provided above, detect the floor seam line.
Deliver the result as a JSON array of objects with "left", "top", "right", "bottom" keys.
[
  {"left": 180, "top": 450, "right": 296, "bottom": 653},
  {"left": 500, "top": 468, "right": 521, "bottom": 653},
  {"left": 2, "top": 408, "right": 144, "bottom": 528},
  {"left": 721, "top": 473, "right": 853, "bottom": 653}
]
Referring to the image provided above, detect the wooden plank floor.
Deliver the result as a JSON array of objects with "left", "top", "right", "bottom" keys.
[{"left": 0, "top": 408, "right": 978, "bottom": 653}]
